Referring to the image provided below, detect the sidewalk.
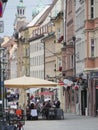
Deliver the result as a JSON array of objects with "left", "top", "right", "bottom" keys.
[{"left": 24, "top": 113, "right": 98, "bottom": 130}]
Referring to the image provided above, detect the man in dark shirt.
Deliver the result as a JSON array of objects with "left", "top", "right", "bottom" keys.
[{"left": 55, "top": 98, "right": 60, "bottom": 108}]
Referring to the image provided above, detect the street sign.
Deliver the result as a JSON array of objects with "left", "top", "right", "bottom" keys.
[
  {"left": 0, "top": 1, "right": 2, "bottom": 17},
  {"left": 0, "top": 21, "right": 4, "bottom": 33}
]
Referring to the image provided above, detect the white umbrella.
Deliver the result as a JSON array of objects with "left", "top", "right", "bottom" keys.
[
  {"left": 4, "top": 75, "right": 57, "bottom": 89},
  {"left": 4, "top": 76, "right": 57, "bottom": 109}
]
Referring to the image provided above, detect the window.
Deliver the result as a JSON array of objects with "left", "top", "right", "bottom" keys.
[
  {"left": 91, "top": 0, "right": 94, "bottom": 5},
  {"left": 91, "top": 39, "right": 94, "bottom": 57},
  {"left": 76, "top": 10, "right": 85, "bottom": 31},
  {"left": 20, "top": 9, "right": 22, "bottom": 15},
  {"left": 23, "top": 9, "right": 24, "bottom": 15},
  {"left": 91, "top": 7, "right": 94, "bottom": 18},
  {"left": 17, "top": 9, "right": 19, "bottom": 15},
  {"left": 91, "top": 0, "right": 94, "bottom": 18}
]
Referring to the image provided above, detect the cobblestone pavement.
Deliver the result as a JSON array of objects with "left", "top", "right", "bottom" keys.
[{"left": 23, "top": 113, "right": 98, "bottom": 130}]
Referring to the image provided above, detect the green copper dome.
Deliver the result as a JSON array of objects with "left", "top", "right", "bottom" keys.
[
  {"left": 17, "top": 0, "right": 25, "bottom": 8},
  {"left": 32, "top": 2, "right": 45, "bottom": 16}
]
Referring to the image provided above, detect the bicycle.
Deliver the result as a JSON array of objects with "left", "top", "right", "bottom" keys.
[
  {"left": 16, "top": 117, "right": 25, "bottom": 130},
  {"left": 7, "top": 113, "right": 25, "bottom": 130}
]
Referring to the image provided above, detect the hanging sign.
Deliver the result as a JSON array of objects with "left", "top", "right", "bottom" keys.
[{"left": 0, "top": 1, "right": 2, "bottom": 17}]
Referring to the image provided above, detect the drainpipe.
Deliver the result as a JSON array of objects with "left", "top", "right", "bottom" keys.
[
  {"left": 72, "top": 36, "right": 76, "bottom": 77},
  {"left": 63, "top": 0, "right": 67, "bottom": 45},
  {"left": 41, "top": 39, "right": 45, "bottom": 80},
  {"left": 44, "top": 41, "right": 45, "bottom": 80}
]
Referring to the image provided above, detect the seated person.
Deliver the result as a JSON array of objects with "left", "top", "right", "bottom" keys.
[
  {"left": 54, "top": 98, "right": 60, "bottom": 108},
  {"left": 42, "top": 100, "right": 51, "bottom": 119},
  {"left": 30, "top": 103, "right": 38, "bottom": 120},
  {"left": 15, "top": 106, "right": 23, "bottom": 119},
  {"left": 30, "top": 103, "right": 35, "bottom": 109}
]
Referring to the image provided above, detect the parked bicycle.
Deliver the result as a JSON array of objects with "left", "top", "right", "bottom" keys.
[
  {"left": 0, "top": 111, "right": 25, "bottom": 130},
  {"left": 15, "top": 115, "right": 25, "bottom": 130},
  {"left": 9, "top": 114, "right": 25, "bottom": 130}
]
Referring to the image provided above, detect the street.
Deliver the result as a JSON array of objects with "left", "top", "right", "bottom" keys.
[{"left": 24, "top": 113, "right": 98, "bottom": 130}]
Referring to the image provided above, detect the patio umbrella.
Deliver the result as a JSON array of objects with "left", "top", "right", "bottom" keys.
[
  {"left": 4, "top": 75, "right": 57, "bottom": 89},
  {"left": 4, "top": 76, "right": 57, "bottom": 111}
]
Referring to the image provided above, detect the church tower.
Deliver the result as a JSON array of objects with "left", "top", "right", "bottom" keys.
[
  {"left": 14, "top": 0, "right": 27, "bottom": 33},
  {"left": 17, "top": 0, "right": 26, "bottom": 19}
]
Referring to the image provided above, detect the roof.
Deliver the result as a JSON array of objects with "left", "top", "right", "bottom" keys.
[{"left": 27, "top": 5, "right": 50, "bottom": 28}]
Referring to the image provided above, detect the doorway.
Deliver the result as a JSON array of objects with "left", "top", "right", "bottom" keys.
[
  {"left": 96, "top": 89, "right": 98, "bottom": 116},
  {"left": 81, "top": 90, "right": 87, "bottom": 115}
]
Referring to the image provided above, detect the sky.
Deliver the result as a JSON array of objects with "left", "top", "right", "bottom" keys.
[{"left": 0, "top": 0, "right": 52, "bottom": 37}]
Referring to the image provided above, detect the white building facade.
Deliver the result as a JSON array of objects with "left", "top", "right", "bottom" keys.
[{"left": 30, "top": 37, "right": 44, "bottom": 79}]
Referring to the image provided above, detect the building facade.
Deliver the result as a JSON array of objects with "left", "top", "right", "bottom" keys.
[
  {"left": 84, "top": 0, "right": 98, "bottom": 116},
  {"left": 5, "top": 0, "right": 98, "bottom": 117},
  {"left": 62, "top": 0, "right": 76, "bottom": 113},
  {"left": 75, "top": 0, "right": 87, "bottom": 116}
]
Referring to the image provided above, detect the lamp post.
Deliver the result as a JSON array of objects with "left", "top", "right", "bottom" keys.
[
  {"left": 0, "top": 38, "right": 4, "bottom": 115},
  {"left": 72, "top": 36, "right": 76, "bottom": 77},
  {"left": 0, "top": 39, "right": 7, "bottom": 117},
  {"left": 0, "top": 49, "right": 4, "bottom": 115}
]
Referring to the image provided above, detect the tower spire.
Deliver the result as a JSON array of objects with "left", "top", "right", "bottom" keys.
[
  {"left": 17, "top": 0, "right": 25, "bottom": 18},
  {"left": 20, "top": 0, "right": 23, "bottom": 2}
]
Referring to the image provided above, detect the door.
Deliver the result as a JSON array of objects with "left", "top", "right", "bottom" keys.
[
  {"left": 96, "top": 89, "right": 98, "bottom": 115},
  {"left": 81, "top": 90, "right": 87, "bottom": 115}
]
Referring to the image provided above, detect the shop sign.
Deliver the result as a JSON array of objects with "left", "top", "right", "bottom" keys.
[{"left": 90, "top": 72, "right": 98, "bottom": 79}]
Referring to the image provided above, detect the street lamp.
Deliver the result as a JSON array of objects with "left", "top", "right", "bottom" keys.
[
  {"left": 72, "top": 36, "right": 76, "bottom": 77},
  {"left": 0, "top": 39, "right": 7, "bottom": 117},
  {"left": 0, "top": 48, "right": 5, "bottom": 114}
]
